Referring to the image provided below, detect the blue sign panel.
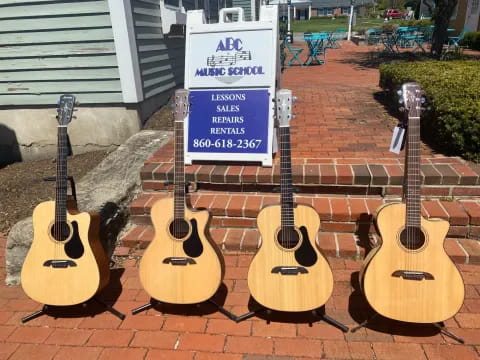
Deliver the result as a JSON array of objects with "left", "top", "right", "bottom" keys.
[{"left": 188, "top": 89, "right": 270, "bottom": 154}]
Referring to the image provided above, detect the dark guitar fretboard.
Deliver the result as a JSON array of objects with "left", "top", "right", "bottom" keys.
[
  {"left": 55, "top": 125, "right": 69, "bottom": 225},
  {"left": 279, "top": 125, "right": 295, "bottom": 230}
]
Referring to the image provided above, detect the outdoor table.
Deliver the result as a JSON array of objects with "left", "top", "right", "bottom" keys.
[{"left": 303, "top": 33, "right": 328, "bottom": 66}]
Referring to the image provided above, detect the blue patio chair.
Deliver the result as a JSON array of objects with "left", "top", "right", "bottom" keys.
[
  {"left": 366, "top": 29, "right": 382, "bottom": 45},
  {"left": 284, "top": 38, "right": 304, "bottom": 66},
  {"left": 448, "top": 26, "right": 467, "bottom": 48}
]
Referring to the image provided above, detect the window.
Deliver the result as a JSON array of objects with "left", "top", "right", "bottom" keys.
[
  {"left": 342, "top": 7, "right": 350, "bottom": 14},
  {"left": 165, "top": 0, "right": 180, "bottom": 8},
  {"left": 326, "top": 8, "right": 333, "bottom": 15},
  {"left": 473, "top": 0, "right": 479, "bottom": 12}
]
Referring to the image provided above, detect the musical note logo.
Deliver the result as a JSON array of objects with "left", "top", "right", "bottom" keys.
[{"left": 207, "top": 51, "right": 252, "bottom": 67}]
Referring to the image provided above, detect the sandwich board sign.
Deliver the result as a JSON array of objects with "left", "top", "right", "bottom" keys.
[{"left": 184, "top": 6, "right": 279, "bottom": 166}]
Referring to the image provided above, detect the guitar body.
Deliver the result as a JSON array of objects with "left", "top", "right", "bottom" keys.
[
  {"left": 139, "top": 197, "right": 223, "bottom": 304},
  {"left": 21, "top": 200, "right": 109, "bottom": 306},
  {"left": 361, "top": 202, "right": 465, "bottom": 323},
  {"left": 248, "top": 203, "right": 333, "bottom": 312}
]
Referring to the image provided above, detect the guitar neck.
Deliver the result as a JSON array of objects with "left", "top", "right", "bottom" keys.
[
  {"left": 174, "top": 120, "right": 185, "bottom": 220},
  {"left": 55, "top": 125, "right": 69, "bottom": 223},
  {"left": 279, "top": 125, "right": 294, "bottom": 229}
]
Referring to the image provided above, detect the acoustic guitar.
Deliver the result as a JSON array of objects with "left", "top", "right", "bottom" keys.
[
  {"left": 139, "top": 89, "right": 224, "bottom": 304},
  {"left": 360, "top": 82, "right": 465, "bottom": 323},
  {"left": 21, "top": 95, "right": 110, "bottom": 306},
  {"left": 247, "top": 89, "right": 334, "bottom": 312}
]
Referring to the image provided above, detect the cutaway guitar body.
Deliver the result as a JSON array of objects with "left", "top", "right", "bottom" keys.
[
  {"left": 248, "top": 203, "right": 333, "bottom": 312},
  {"left": 361, "top": 202, "right": 464, "bottom": 323},
  {"left": 138, "top": 89, "right": 223, "bottom": 305},
  {"left": 21, "top": 201, "right": 109, "bottom": 306},
  {"left": 139, "top": 198, "right": 223, "bottom": 304},
  {"left": 360, "top": 83, "right": 464, "bottom": 324},
  {"left": 21, "top": 95, "right": 109, "bottom": 307}
]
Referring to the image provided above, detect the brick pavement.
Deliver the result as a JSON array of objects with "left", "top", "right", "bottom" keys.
[
  {"left": 2, "top": 233, "right": 480, "bottom": 359},
  {"left": 3, "top": 41, "right": 480, "bottom": 360}
]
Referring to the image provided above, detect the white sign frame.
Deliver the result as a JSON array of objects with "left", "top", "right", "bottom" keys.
[{"left": 184, "top": 6, "right": 279, "bottom": 166}]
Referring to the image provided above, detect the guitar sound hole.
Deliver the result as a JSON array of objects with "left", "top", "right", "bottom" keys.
[
  {"left": 51, "top": 221, "right": 71, "bottom": 242},
  {"left": 277, "top": 227, "right": 300, "bottom": 249},
  {"left": 400, "top": 226, "right": 426, "bottom": 250},
  {"left": 169, "top": 219, "right": 190, "bottom": 239}
]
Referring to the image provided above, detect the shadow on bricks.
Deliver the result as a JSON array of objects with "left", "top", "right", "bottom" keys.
[
  {"left": 355, "top": 213, "right": 375, "bottom": 256},
  {"left": 243, "top": 296, "right": 324, "bottom": 325},
  {"left": 40, "top": 268, "right": 124, "bottom": 319},
  {"left": 148, "top": 282, "right": 229, "bottom": 316},
  {"left": 348, "top": 271, "right": 440, "bottom": 337}
]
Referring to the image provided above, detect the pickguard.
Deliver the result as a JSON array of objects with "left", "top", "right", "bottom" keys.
[
  {"left": 294, "top": 226, "right": 318, "bottom": 267},
  {"left": 182, "top": 219, "right": 203, "bottom": 258},
  {"left": 64, "top": 221, "right": 84, "bottom": 259}
]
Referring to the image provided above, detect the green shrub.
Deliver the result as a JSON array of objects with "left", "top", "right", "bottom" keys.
[
  {"left": 462, "top": 32, "right": 480, "bottom": 50},
  {"left": 382, "top": 23, "right": 398, "bottom": 33},
  {"left": 380, "top": 61, "right": 480, "bottom": 162},
  {"left": 398, "top": 19, "right": 433, "bottom": 27}
]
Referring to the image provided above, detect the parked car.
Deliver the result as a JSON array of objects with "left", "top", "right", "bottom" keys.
[{"left": 384, "top": 9, "right": 406, "bottom": 20}]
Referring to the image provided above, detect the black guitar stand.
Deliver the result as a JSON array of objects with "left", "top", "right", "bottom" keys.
[
  {"left": 131, "top": 298, "right": 237, "bottom": 321},
  {"left": 350, "top": 313, "right": 464, "bottom": 344},
  {"left": 21, "top": 297, "right": 126, "bottom": 324},
  {"left": 236, "top": 305, "right": 349, "bottom": 332}
]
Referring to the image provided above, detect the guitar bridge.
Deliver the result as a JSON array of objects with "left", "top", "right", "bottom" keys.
[
  {"left": 392, "top": 270, "right": 434, "bottom": 281},
  {"left": 43, "top": 260, "right": 77, "bottom": 268},
  {"left": 162, "top": 257, "right": 196, "bottom": 266},
  {"left": 271, "top": 266, "right": 308, "bottom": 275}
]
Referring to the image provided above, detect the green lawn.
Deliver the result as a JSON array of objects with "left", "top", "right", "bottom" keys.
[{"left": 291, "top": 17, "right": 403, "bottom": 33}]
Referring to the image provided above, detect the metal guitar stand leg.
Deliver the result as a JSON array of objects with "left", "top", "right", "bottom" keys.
[
  {"left": 21, "top": 305, "right": 48, "bottom": 324},
  {"left": 235, "top": 306, "right": 268, "bottom": 323},
  {"left": 350, "top": 313, "right": 379, "bottom": 333},
  {"left": 92, "top": 297, "right": 125, "bottom": 320},
  {"left": 207, "top": 299, "right": 238, "bottom": 322},
  {"left": 313, "top": 308, "right": 349, "bottom": 332},
  {"left": 434, "top": 322, "right": 465, "bottom": 344},
  {"left": 131, "top": 298, "right": 161, "bottom": 315}
]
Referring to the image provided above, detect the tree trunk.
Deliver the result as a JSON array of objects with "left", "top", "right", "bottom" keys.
[{"left": 431, "top": 0, "right": 458, "bottom": 57}]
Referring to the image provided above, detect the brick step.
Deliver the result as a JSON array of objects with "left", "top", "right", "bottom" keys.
[
  {"left": 141, "top": 141, "right": 480, "bottom": 197},
  {"left": 119, "top": 225, "right": 480, "bottom": 265},
  {"left": 129, "top": 191, "right": 480, "bottom": 238}
]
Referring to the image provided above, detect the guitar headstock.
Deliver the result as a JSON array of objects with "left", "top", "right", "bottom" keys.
[
  {"left": 398, "top": 82, "right": 424, "bottom": 120},
  {"left": 56, "top": 94, "right": 76, "bottom": 126},
  {"left": 173, "top": 89, "right": 190, "bottom": 122},
  {"left": 276, "top": 89, "right": 294, "bottom": 127}
]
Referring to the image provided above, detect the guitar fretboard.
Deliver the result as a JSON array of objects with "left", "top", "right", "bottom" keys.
[
  {"left": 174, "top": 120, "right": 185, "bottom": 220},
  {"left": 55, "top": 125, "right": 68, "bottom": 224},
  {"left": 279, "top": 125, "right": 294, "bottom": 229},
  {"left": 404, "top": 91, "right": 422, "bottom": 228}
]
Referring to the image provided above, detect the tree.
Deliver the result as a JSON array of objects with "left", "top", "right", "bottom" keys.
[{"left": 430, "top": 0, "right": 459, "bottom": 57}]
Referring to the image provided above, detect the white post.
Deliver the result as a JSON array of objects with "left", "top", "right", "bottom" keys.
[
  {"left": 287, "top": 3, "right": 291, "bottom": 41},
  {"left": 293, "top": 5, "right": 296, "bottom": 18},
  {"left": 347, "top": 3, "right": 354, "bottom": 40},
  {"left": 107, "top": 0, "right": 143, "bottom": 103},
  {"left": 309, "top": 4, "right": 312, "bottom": 19}
]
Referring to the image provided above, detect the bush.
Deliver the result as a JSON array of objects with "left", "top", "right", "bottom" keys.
[
  {"left": 382, "top": 23, "right": 398, "bottom": 33},
  {"left": 398, "top": 19, "right": 433, "bottom": 27},
  {"left": 380, "top": 61, "right": 480, "bottom": 162},
  {"left": 462, "top": 32, "right": 480, "bottom": 50}
]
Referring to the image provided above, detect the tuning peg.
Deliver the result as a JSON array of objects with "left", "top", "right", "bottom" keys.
[
  {"left": 397, "top": 89, "right": 403, "bottom": 96},
  {"left": 420, "top": 97, "right": 426, "bottom": 104},
  {"left": 292, "top": 96, "right": 297, "bottom": 102},
  {"left": 399, "top": 107, "right": 405, "bottom": 112},
  {"left": 170, "top": 103, "right": 175, "bottom": 109},
  {"left": 398, "top": 98, "right": 404, "bottom": 104},
  {"left": 292, "top": 114, "right": 296, "bottom": 119}
]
